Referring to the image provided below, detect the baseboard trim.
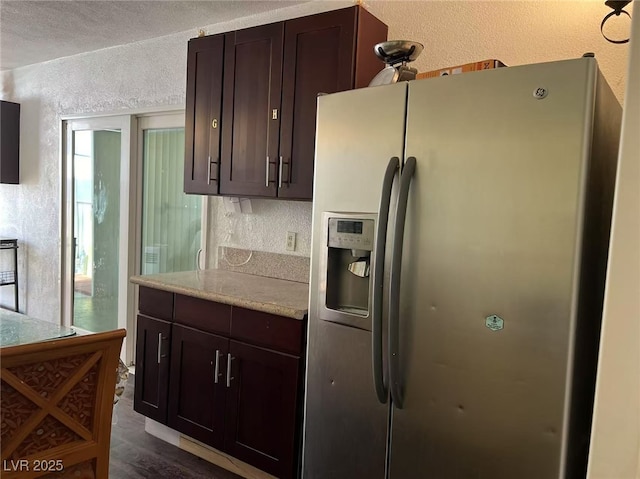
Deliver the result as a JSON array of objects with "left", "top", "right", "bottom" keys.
[
  {"left": 144, "top": 417, "right": 276, "bottom": 479},
  {"left": 144, "top": 417, "right": 180, "bottom": 447},
  {"left": 179, "top": 435, "right": 277, "bottom": 479}
]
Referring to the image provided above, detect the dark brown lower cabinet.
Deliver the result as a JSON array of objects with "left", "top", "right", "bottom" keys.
[
  {"left": 134, "top": 288, "right": 306, "bottom": 479},
  {"left": 168, "top": 324, "right": 229, "bottom": 450},
  {"left": 134, "top": 314, "right": 171, "bottom": 423},
  {"left": 224, "top": 340, "right": 301, "bottom": 479}
]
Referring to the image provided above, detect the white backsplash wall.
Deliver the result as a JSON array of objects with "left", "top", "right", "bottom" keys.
[
  {"left": 0, "top": 0, "right": 632, "bottom": 321},
  {"left": 208, "top": 198, "right": 312, "bottom": 268}
]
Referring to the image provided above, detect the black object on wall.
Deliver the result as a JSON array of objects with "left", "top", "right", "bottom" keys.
[
  {"left": 601, "top": 0, "right": 632, "bottom": 44},
  {"left": 0, "top": 100, "right": 20, "bottom": 184}
]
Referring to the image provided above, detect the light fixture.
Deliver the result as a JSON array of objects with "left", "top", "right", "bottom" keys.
[{"left": 601, "top": 0, "right": 632, "bottom": 44}]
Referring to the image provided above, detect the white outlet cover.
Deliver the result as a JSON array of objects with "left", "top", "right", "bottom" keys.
[{"left": 286, "top": 232, "right": 296, "bottom": 251}]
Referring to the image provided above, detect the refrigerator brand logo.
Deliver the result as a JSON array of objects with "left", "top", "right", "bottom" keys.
[
  {"left": 533, "top": 87, "right": 548, "bottom": 99},
  {"left": 485, "top": 315, "right": 504, "bottom": 331}
]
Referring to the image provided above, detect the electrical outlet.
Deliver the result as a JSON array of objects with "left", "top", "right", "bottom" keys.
[{"left": 286, "top": 231, "right": 296, "bottom": 251}]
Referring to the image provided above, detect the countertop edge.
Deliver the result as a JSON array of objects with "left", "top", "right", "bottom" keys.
[{"left": 130, "top": 275, "right": 308, "bottom": 320}]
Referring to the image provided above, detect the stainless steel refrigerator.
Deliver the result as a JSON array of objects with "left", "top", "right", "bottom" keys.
[{"left": 302, "top": 57, "right": 622, "bottom": 479}]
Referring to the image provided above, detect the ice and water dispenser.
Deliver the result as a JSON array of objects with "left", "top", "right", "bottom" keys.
[{"left": 319, "top": 213, "right": 376, "bottom": 329}]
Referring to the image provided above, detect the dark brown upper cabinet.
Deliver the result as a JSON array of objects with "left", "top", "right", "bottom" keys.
[
  {"left": 184, "top": 34, "right": 225, "bottom": 195},
  {"left": 1, "top": 100, "right": 20, "bottom": 184},
  {"left": 184, "top": 6, "right": 387, "bottom": 199},
  {"left": 220, "top": 22, "right": 284, "bottom": 197},
  {"left": 278, "top": 7, "right": 387, "bottom": 200}
]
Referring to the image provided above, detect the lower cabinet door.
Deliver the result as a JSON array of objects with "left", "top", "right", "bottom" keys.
[
  {"left": 134, "top": 315, "right": 171, "bottom": 423},
  {"left": 168, "top": 324, "right": 228, "bottom": 450},
  {"left": 224, "top": 340, "right": 301, "bottom": 479}
]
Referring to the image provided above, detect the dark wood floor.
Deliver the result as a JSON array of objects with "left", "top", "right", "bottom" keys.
[{"left": 109, "top": 375, "right": 243, "bottom": 479}]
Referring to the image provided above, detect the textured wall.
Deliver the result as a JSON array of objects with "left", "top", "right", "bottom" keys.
[
  {"left": 0, "top": 31, "right": 188, "bottom": 320},
  {"left": 588, "top": 3, "right": 640, "bottom": 478},
  {"left": 0, "top": 0, "right": 632, "bottom": 321}
]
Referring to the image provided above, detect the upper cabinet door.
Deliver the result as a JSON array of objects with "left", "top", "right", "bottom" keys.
[
  {"left": 184, "top": 34, "right": 225, "bottom": 195},
  {"left": 220, "top": 23, "right": 284, "bottom": 197},
  {"left": 278, "top": 6, "right": 388, "bottom": 200}
]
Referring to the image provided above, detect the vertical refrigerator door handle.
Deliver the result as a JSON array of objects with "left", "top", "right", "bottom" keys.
[
  {"left": 388, "top": 156, "right": 416, "bottom": 409},
  {"left": 372, "top": 157, "right": 399, "bottom": 404}
]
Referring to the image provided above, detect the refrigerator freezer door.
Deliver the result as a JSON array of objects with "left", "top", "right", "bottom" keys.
[
  {"left": 389, "top": 59, "right": 597, "bottom": 478},
  {"left": 303, "top": 82, "right": 407, "bottom": 479}
]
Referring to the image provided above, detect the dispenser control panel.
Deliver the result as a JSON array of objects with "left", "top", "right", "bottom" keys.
[{"left": 328, "top": 218, "right": 375, "bottom": 251}]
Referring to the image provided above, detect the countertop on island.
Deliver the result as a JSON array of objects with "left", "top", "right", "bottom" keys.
[{"left": 129, "top": 269, "right": 309, "bottom": 320}]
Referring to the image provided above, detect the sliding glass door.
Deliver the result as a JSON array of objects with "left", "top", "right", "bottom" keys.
[
  {"left": 72, "top": 128, "right": 122, "bottom": 332},
  {"left": 62, "top": 116, "right": 135, "bottom": 359},
  {"left": 139, "top": 115, "right": 203, "bottom": 275},
  {"left": 63, "top": 112, "right": 206, "bottom": 364}
]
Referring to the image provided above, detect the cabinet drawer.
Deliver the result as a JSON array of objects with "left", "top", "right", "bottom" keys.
[
  {"left": 174, "top": 294, "right": 231, "bottom": 335},
  {"left": 231, "top": 307, "right": 304, "bottom": 355},
  {"left": 139, "top": 286, "right": 174, "bottom": 320}
]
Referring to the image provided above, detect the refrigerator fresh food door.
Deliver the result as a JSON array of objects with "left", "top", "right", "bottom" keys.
[
  {"left": 303, "top": 82, "right": 407, "bottom": 479},
  {"left": 389, "top": 58, "right": 597, "bottom": 478}
]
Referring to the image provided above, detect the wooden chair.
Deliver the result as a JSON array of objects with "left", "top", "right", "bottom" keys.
[{"left": 1, "top": 329, "right": 126, "bottom": 479}]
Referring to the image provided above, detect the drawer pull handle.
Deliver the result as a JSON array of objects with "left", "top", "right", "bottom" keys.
[
  {"left": 207, "top": 156, "right": 218, "bottom": 185},
  {"left": 214, "top": 350, "right": 221, "bottom": 384},
  {"left": 226, "top": 353, "right": 234, "bottom": 388},
  {"left": 265, "top": 156, "right": 270, "bottom": 187},
  {"left": 157, "top": 333, "right": 162, "bottom": 364}
]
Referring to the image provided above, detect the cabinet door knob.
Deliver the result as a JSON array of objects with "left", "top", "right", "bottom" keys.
[
  {"left": 272, "top": 109, "right": 278, "bottom": 120},
  {"left": 211, "top": 118, "right": 218, "bottom": 129}
]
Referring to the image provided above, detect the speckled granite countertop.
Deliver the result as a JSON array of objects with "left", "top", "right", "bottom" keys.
[{"left": 130, "top": 270, "right": 309, "bottom": 320}]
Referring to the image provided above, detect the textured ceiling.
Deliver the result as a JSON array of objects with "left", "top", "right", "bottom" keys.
[{"left": 0, "top": 0, "right": 311, "bottom": 71}]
